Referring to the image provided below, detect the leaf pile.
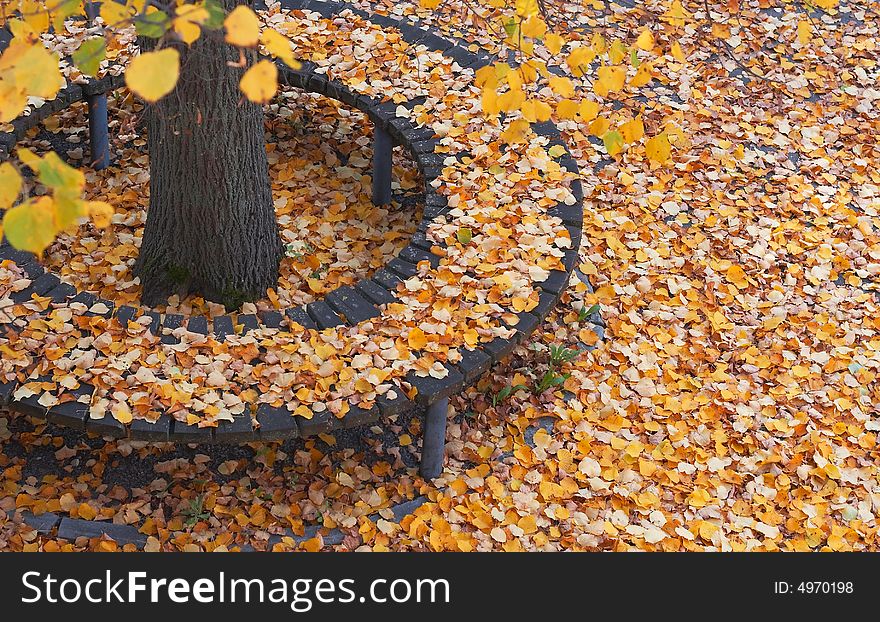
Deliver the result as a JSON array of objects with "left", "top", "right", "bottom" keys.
[{"left": 3, "top": 0, "right": 880, "bottom": 552}]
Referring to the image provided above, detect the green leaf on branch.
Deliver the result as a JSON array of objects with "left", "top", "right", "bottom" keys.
[
  {"left": 202, "top": 0, "right": 228, "bottom": 30},
  {"left": 50, "top": 0, "right": 81, "bottom": 31},
  {"left": 72, "top": 37, "right": 106, "bottom": 77},
  {"left": 19, "top": 149, "right": 85, "bottom": 194},
  {"left": 134, "top": 10, "right": 170, "bottom": 38}
]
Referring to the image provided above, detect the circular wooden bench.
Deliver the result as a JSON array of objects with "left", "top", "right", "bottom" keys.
[{"left": 0, "top": 0, "right": 586, "bottom": 479}]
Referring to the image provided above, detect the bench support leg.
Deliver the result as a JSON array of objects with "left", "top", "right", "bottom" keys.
[
  {"left": 87, "top": 93, "right": 110, "bottom": 171},
  {"left": 372, "top": 124, "right": 392, "bottom": 205},
  {"left": 420, "top": 397, "right": 448, "bottom": 480}
]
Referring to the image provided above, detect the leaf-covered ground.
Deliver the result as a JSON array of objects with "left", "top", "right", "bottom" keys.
[
  {"left": 32, "top": 87, "right": 422, "bottom": 315},
  {"left": 2, "top": 0, "right": 880, "bottom": 551}
]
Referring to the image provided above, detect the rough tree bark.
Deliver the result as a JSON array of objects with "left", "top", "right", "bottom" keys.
[{"left": 134, "top": 1, "right": 282, "bottom": 308}]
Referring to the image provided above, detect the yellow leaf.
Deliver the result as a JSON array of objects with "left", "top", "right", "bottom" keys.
[
  {"left": 515, "top": 0, "right": 539, "bottom": 18},
  {"left": 548, "top": 75, "right": 574, "bottom": 98},
  {"left": 566, "top": 47, "right": 595, "bottom": 76},
  {"left": 20, "top": 0, "right": 49, "bottom": 32},
  {"left": 646, "top": 132, "right": 671, "bottom": 163},
  {"left": 670, "top": 42, "right": 686, "bottom": 61},
  {"left": 173, "top": 4, "right": 208, "bottom": 45},
  {"left": 620, "top": 117, "right": 644, "bottom": 143},
  {"left": 0, "top": 162, "right": 21, "bottom": 210},
  {"left": 53, "top": 193, "right": 86, "bottom": 231},
  {"left": 501, "top": 118, "right": 530, "bottom": 144},
  {"left": 518, "top": 515, "right": 538, "bottom": 534},
  {"left": 0, "top": 40, "right": 64, "bottom": 100},
  {"left": 112, "top": 401, "right": 132, "bottom": 424},
  {"left": 0, "top": 78, "right": 28, "bottom": 123},
  {"left": 294, "top": 405, "right": 313, "bottom": 420},
  {"left": 725, "top": 265, "right": 750, "bottom": 291},
  {"left": 663, "top": 0, "right": 689, "bottom": 26},
  {"left": 497, "top": 87, "right": 525, "bottom": 112},
  {"left": 408, "top": 327, "right": 428, "bottom": 350},
  {"left": 555, "top": 98, "right": 579, "bottom": 120},
  {"left": 636, "top": 28, "right": 654, "bottom": 51},
  {"left": 419, "top": 0, "right": 442, "bottom": 7},
  {"left": 2, "top": 196, "right": 57, "bottom": 254},
  {"left": 481, "top": 87, "right": 499, "bottom": 116},
  {"left": 225, "top": 5, "right": 261, "bottom": 47},
  {"left": 126, "top": 48, "right": 180, "bottom": 103},
  {"left": 687, "top": 487, "right": 712, "bottom": 508},
  {"left": 78, "top": 502, "right": 97, "bottom": 521},
  {"left": 548, "top": 141, "right": 565, "bottom": 156},
  {"left": 86, "top": 201, "right": 114, "bottom": 227},
  {"left": 239, "top": 60, "right": 278, "bottom": 103},
  {"left": 100, "top": 1, "right": 134, "bottom": 27},
  {"left": 594, "top": 65, "right": 626, "bottom": 97},
  {"left": 608, "top": 40, "right": 627, "bottom": 65},
  {"left": 475, "top": 64, "right": 497, "bottom": 88},
  {"left": 261, "top": 29, "right": 300, "bottom": 68},
  {"left": 7, "top": 18, "right": 40, "bottom": 44},
  {"left": 589, "top": 116, "right": 610, "bottom": 137},
  {"left": 602, "top": 130, "right": 624, "bottom": 156},
  {"left": 579, "top": 99, "right": 599, "bottom": 122},
  {"left": 630, "top": 62, "right": 653, "bottom": 87},
  {"left": 797, "top": 20, "right": 811, "bottom": 45},
  {"left": 544, "top": 33, "right": 564, "bottom": 55},
  {"left": 521, "top": 99, "right": 551, "bottom": 122},
  {"left": 521, "top": 15, "right": 547, "bottom": 39},
  {"left": 506, "top": 68, "right": 522, "bottom": 91}
]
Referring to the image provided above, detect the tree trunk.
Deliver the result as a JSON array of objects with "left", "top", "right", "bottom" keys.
[{"left": 135, "top": 4, "right": 282, "bottom": 308}]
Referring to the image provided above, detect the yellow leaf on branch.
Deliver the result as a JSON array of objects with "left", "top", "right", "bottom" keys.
[
  {"left": 515, "top": 0, "right": 539, "bottom": 18},
  {"left": 126, "top": 48, "right": 180, "bottom": 103},
  {"left": 225, "top": 5, "right": 261, "bottom": 47},
  {"left": 0, "top": 40, "right": 64, "bottom": 104},
  {"left": 174, "top": 4, "right": 209, "bottom": 44},
  {"left": 20, "top": 0, "right": 49, "bottom": 32},
  {"left": 100, "top": 1, "right": 134, "bottom": 27},
  {"left": 261, "top": 29, "right": 301, "bottom": 68},
  {"left": 2, "top": 196, "right": 56, "bottom": 254},
  {"left": 240, "top": 60, "right": 278, "bottom": 103},
  {"left": 0, "top": 162, "right": 22, "bottom": 210}
]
